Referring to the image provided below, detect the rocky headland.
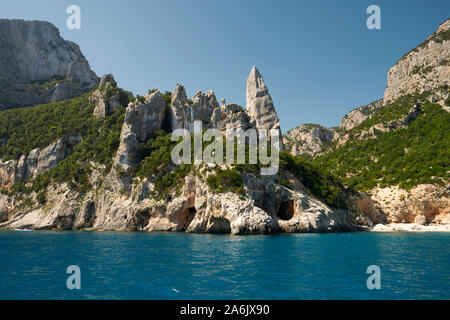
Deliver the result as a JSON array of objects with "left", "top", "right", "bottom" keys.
[{"left": 0, "top": 18, "right": 449, "bottom": 233}]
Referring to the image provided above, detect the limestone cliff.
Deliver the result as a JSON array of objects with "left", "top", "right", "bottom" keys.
[
  {"left": 0, "top": 163, "right": 363, "bottom": 234},
  {"left": 0, "top": 19, "right": 98, "bottom": 109},
  {"left": 384, "top": 19, "right": 449, "bottom": 104},
  {"left": 283, "top": 124, "right": 337, "bottom": 157}
]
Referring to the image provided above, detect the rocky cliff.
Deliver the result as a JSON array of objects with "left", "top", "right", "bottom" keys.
[
  {"left": 0, "top": 164, "right": 362, "bottom": 233},
  {"left": 0, "top": 19, "right": 98, "bottom": 109},
  {"left": 384, "top": 19, "right": 449, "bottom": 104}
]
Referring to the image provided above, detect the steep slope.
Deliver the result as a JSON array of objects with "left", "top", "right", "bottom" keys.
[
  {"left": 0, "top": 19, "right": 98, "bottom": 110},
  {"left": 384, "top": 19, "right": 449, "bottom": 104}
]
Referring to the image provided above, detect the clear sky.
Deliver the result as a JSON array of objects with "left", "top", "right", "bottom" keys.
[{"left": 2, "top": 0, "right": 449, "bottom": 130}]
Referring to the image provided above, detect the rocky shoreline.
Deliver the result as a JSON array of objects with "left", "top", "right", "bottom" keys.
[{"left": 371, "top": 223, "right": 450, "bottom": 232}]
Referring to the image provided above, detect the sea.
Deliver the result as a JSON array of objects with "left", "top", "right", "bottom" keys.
[{"left": 0, "top": 231, "right": 448, "bottom": 299}]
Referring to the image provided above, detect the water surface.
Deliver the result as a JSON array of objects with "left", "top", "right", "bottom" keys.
[{"left": 0, "top": 231, "right": 448, "bottom": 299}]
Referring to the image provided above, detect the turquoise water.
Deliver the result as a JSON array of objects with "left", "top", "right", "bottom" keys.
[{"left": 0, "top": 231, "right": 449, "bottom": 299}]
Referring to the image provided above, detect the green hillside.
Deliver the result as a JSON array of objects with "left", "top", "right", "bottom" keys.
[{"left": 314, "top": 100, "right": 450, "bottom": 191}]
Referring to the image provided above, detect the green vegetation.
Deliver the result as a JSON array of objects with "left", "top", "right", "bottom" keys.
[
  {"left": 27, "top": 76, "right": 65, "bottom": 89},
  {"left": 2, "top": 93, "right": 126, "bottom": 194},
  {"left": 314, "top": 102, "right": 450, "bottom": 190},
  {"left": 130, "top": 131, "right": 192, "bottom": 198},
  {"left": 0, "top": 94, "right": 93, "bottom": 160},
  {"left": 206, "top": 167, "right": 244, "bottom": 194},
  {"left": 347, "top": 93, "right": 427, "bottom": 135},
  {"left": 279, "top": 151, "right": 349, "bottom": 208},
  {"left": 445, "top": 96, "right": 450, "bottom": 106}
]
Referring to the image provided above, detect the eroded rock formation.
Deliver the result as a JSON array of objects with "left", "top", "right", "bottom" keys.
[
  {"left": 283, "top": 124, "right": 337, "bottom": 157},
  {"left": 114, "top": 91, "right": 166, "bottom": 169},
  {"left": 0, "top": 164, "right": 363, "bottom": 234},
  {"left": 0, "top": 136, "right": 80, "bottom": 189}
]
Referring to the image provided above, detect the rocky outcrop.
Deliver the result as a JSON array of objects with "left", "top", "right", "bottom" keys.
[
  {"left": 0, "top": 163, "right": 363, "bottom": 234},
  {"left": 0, "top": 160, "right": 17, "bottom": 190},
  {"left": 0, "top": 136, "right": 80, "bottom": 190},
  {"left": 283, "top": 124, "right": 338, "bottom": 157},
  {"left": 246, "top": 66, "right": 283, "bottom": 148},
  {"left": 339, "top": 100, "right": 383, "bottom": 131},
  {"left": 23, "top": 136, "right": 81, "bottom": 179},
  {"left": 114, "top": 91, "right": 166, "bottom": 169},
  {"left": 211, "top": 103, "right": 250, "bottom": 133},
  {"left": 345, "top": 103, "right": 422, "bottom": 141},
  {"left": 369, "top": 184, "right": 450, "bottom": 225},
  {"left": 188, "top": 90, "right": 219, "bottom": 130},
  {"left": 170, "top": 85, "right": 219, "bottom": 131},
  {"left": 0, "top": 19, "right": 98, "bottom": 109},
  {"left": 0, "top": 195, "right": 9, "bottom": 223},
  {"left": 384, "top": 19, "right": 449, "bottom": 104},
  {"left": 170, "top": 84, "right": 188, "bottom": 130},
  {"left": 91, "top": 74, "right": 124, "bottom": 118}
]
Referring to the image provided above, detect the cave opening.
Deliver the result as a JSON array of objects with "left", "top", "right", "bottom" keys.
[
  {"left": 277, "top": 200, "right": 295, "bottom": 220},
  {"left": 177, "top": 206, "right": 196, "bottom": 231}
]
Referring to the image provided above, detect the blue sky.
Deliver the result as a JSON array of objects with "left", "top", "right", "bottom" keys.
[{"left": 2, "top": 0, "right": 449, "bottom": 130}]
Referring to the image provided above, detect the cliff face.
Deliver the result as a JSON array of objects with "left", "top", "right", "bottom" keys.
[
  {"left": 0, "top": 19, "right": 98, "bottom": 109},
  {"left": 0, "top": 166, "right": 361, "bottom": 234},
  {"left": 384, "top": 19, "right": 449, "bottom": 104}
]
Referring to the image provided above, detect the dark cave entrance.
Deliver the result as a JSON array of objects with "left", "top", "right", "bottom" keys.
[
  {"left": 277, "top": 200, "right": 295, "bottom": 221},
  {"left": 177, "top": 207, "right": 196, "bottom": 231}
]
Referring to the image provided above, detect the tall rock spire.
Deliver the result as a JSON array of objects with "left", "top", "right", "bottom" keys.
[{"left": 246, "top": 66, "right": 283, "bottom": 148}]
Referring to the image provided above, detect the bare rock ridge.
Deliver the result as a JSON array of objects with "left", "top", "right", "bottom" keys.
[
  {"left": 114, "top": 90, "right": 166, "bottom": 169},
  {"left": 0, "top": 19, "right": 98, "bottom": 109},
  {"left": 384, "top": 18, "right": 449, "bottom": 104},
  {"left": 339, "top": 100, "right": 384, "bottom": 131},
  {"left": 113, "top": 66, "right": 282, "bottom": 170}
]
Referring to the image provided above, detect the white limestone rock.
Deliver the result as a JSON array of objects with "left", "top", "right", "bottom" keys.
[
  {"left": 0, "top": 19, "right": 98, "bottom": 109},
  {"left": 283, "top": 124, "right": 338, "bottom": 157},
  {"left": 384, "top": 19, "right": 450, "bottom": 104},
  {"left": 114, "top": 91, "right": 166, "bottom": 169}
]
